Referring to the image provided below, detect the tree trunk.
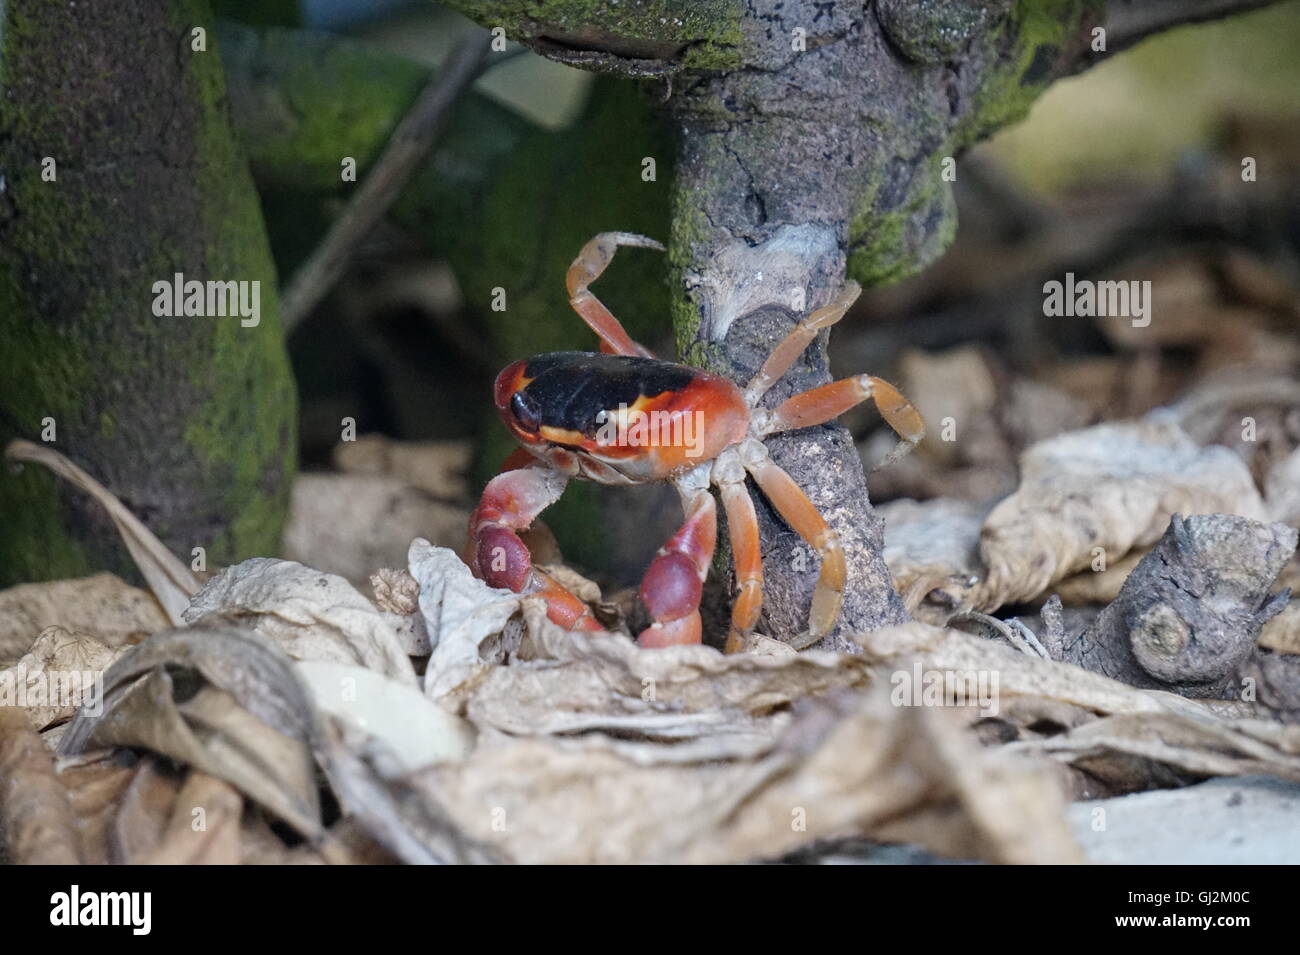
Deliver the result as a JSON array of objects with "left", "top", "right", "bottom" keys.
[{"left": 0, "top": 0, "right": 296, "bottom": 585}]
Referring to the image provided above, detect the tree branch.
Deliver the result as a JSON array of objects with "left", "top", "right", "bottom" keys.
[
  {"left": 1095, "top": 0, "right": 1282, "bottom": 57},
  {"left": 279, "top": 29, "right": 492, "bottom": 331}
]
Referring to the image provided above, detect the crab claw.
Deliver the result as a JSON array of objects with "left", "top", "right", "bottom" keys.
[{"left": 466, "top": 464, "right": 605, "bottom": 634}]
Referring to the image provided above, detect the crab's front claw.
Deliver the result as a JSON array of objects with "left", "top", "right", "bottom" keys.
[
  {"left": 472, "top": 524, "right": 531, "bottom": 592},
  {"left": 467, "top": 464, "right": 606, "bottom": 634}
]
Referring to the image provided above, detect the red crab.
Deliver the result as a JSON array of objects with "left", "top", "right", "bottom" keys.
[{"left": 466, "top": 233, "right": 924, "bottom": 652}]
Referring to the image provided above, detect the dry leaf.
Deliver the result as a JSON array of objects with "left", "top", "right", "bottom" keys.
[
  {"left": 184, "top": 558, "right": 416, "bottom": 685},
  {"left": 878, "top": 497, "right": 989, "bottom": 621},
  {"left": 975, "top": 415, "right": 1268, "bottom": 609},
  {"left": 59, "top": 623, "right": 323, "bottom": 840},
  {"left": 110, "top": 756, "right": 184, "bottom": 863},
  {"left": 4, "top": 440, "right": 200, "bottom": 623},
  {"left": 139, "top": 771, "right": 245, "bottom": 865},
  {"left": 296, "top": 661, "right": 475, "bottom": 772},
  {"left": 284, "top": 473, "right": 469, "bottom": 584},
  {"left": 898, "top": 346, "right": 999, "bottom": 466},
  {"left": 58, "top": 750, "right": 138, "bottom": 865},
  {"left": 0, "top": 573, "right": 168, "bottom": 663},
  {"left": 1265, "top": 446, "right": 1300, "bottom": 526},
  {"left": 411, "top": 540, "right": 524, "bottom": 703},
  {"left": 417, "top": 684, "right": 1084, "bottom": 864},
  {"left": 1261, "top": 604, "right": 1300, "bottom": 655},
  {"left": 0, "top": 626, "right": 126, "bottom": 731},
  {"left": 370, "top": 568, "right": 431, "bottom": 656},
  {"left": 1053, "top": 550, "right": 1145, "bottom": 605},
  {"left": 332, "top": 435, "right": 473, "bottom": 499},
  {"left": 1009, "top": 712, "right": 1300, "bottom": 797},
  {"left": 0, "top": 705, "right": 81, "bottom": 864}
]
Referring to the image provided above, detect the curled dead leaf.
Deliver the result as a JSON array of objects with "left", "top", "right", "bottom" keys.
[{"left": 184, "top": 558, "right": 416, "bottom": 685}]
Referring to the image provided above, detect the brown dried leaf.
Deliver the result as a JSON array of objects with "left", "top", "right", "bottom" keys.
[
  {"left": 857, "top": 621, "right": 1173, "bottom": 718},
  {"left": 0, "top": 705, "right": 80, "bottom": 864},
  {"left": 1053, "top": 549, "right": 1145, "bottom": 606},
  {"left": 878, "top": 497, "right": 988, "bottom": 622},
  {"left": 417, "top": 685, "right": 1083, "bottom": 864},
  {"left": 110, "top": 756, "right": 183, "bottom": 863},
  {"left": 898, "top": 346, "right": 999, "bottom": 466},
  {"left": 0, "top": 626, "right": 126, "bottom": 731},
  {"left": 1260, "top": 604, "right": 1300, "bottom": 655},
  {"left": 1009, "top": 712, "right": 1300, "bottom": 797},
  {"left": 139, "top": 771, "right": 244, "bottom": 865},
  {"left": 284, "top": 472, "right": 469, "bottom": 584},
  {"left": 58, "top": 750, "right": 137, "bottom": 865},
  {"left": 411, "top": 540, "right": 523, "bottom": 703},
  {"left": 516, "top": 600, "right": 872, "bottom": 716},
  {"left": 975, "top": 416, "right": 1268, "bottom": 610},
  {"left": 59, "top": 623, "right": 323, "bottom": 840},
  {"left": 4, "top": 440, "right": 200, "bottom": 623},
  {"left": 332, "top": 435, "right": 473, "bottom": 500},
  {"left": 0, "top": 573, "right": 168, "bottom": 664},
  {"left": 184, "top": 558, "right": 416, "bottom": 685},
  {"left": 370, "top": 569, "right": 431, "bottom": 656}
]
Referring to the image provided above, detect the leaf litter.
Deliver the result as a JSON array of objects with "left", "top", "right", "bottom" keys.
[{"left": 2, "top": 386, "right": 1299, "bottom": 864}]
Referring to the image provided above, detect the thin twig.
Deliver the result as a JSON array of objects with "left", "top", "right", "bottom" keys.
[{"left": 280, "top": 29, "right": 494, "bottom": 332}]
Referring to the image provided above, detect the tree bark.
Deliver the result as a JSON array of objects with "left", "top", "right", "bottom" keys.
[
  {"left": 1051, "top": 515, "right": 1296, "bottom": 703},
  {"left": 0, "top": 1, "right": 296, "bottom": 586}
]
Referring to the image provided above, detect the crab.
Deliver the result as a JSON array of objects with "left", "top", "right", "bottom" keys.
[{"left": 466, "top": 232, "right": 925, "bottom": 652}]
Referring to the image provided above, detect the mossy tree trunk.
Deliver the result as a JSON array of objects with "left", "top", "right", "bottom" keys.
[
  {"left": 441, "top": 0, "right": 1283, "bottom": 651},
  {"left": 0, "top": 1, "right": 296, "bottom": 586}
]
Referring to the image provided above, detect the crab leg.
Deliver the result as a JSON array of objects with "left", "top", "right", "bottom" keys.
[
  {"left": 637, "top": 477, "right": 717, "bottom": 648},
  {"left": 466, "top": 463, "right": 604, "bottom": 632},
  {"left": 718, "top": 479, "right": 763, "bottom": 654},
  {"left": 743, "top": 448, "right": 846, "bottom": 645},
  {"left": 743, "top": 280, "right": 862, "bottom": 406},
  {"left": 760, "top": 374, "right": 925, "bottom": 468},
  {"left": 566, "top": 232, "right": 663, "bottom": 358}
]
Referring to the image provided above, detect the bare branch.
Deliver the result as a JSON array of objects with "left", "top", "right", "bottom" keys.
[
  {"left": 1100, "top": 0, "right": 1283, "bottom": 55},
  {"left": 280, "top": 29, "right": 492, "bottom": 332}
]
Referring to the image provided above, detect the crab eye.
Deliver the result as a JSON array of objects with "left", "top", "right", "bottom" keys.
[{"left": 510, "top": 391, "right": 542, "bottom": 432}]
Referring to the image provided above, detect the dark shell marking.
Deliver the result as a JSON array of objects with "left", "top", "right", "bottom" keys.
[{"left": 519, "top": 352, "right": 696, "bottom": 437}]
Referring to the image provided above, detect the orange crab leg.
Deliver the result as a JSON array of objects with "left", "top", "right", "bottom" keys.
[
  {"left": 743, "top": 280, "right": 862, "bottom": 405},
  {"left": 745, "top": 458, "right": 846, "bottom": 644},
  {"left": 466, "top": 463, "right": 603, "bottom": 632},
  {"left": 719, "top": 480, "right": 763, "bottom": 654},
  {"left": 762, "top": 374, "right": 925, "bottom": 468},
  {"left": 637, "top": 484, "right": 717, "bottom": 648},
  {"left": 565, "top": 232, "right": 663, "bottom": 359}
]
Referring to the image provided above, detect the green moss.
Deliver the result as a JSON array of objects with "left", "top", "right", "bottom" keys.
[
  {"left": 408, "top": 77, "right": 673, "bottom": 361},
  {"left": 0, "top": 261, "right": 99, "bottom": 581},
  {"left": 218, "top": 22, "right": 430, "bottom": 194},
  {"left": 845, "top": 148, "right": 957, "bottom": 289},
  {"left": 954, "top": 0, "right": 1100, "bottom": 149},
  {"left": 182, "top": 6, "right": 297, "bottom": 563},
  {"left": 445, "top": 0, "right": 746, "bottom": 71}
]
